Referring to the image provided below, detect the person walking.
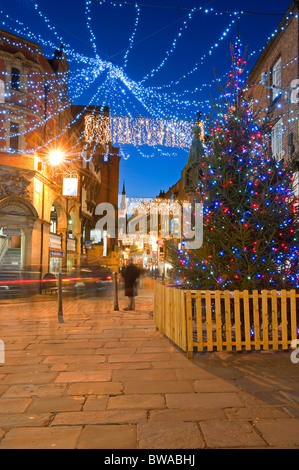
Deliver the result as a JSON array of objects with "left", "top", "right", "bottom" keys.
[{"left": 123, "top": 259, "right": 140, "bottom": 311}]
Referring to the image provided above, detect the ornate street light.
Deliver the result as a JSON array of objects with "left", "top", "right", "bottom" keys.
[{"left": 48, "top": 149, "right": 64, "bottom": 166}]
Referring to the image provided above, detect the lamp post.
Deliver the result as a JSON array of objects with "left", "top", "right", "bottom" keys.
[{"left": 38, "top": 149, "right": 63, "bottom": 293}]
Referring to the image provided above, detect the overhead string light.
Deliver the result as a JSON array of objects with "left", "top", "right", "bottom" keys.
[
  {"left": 139, "top": 5, "right": 199, "bottom": 83},
  {"left": 1, "top": 1, "right": 298, "bottom": 160},
  {"left": 110, "top": 79, "right": 188, "bottom": 159},
  {"left": 0, "top": 66, "right": 113, "bottom": 157},
  {"left": 0, "top": 7, "right": 102, "bottom": 68},
  {"left": 123, "top": 3, "right": 141, "bottom": 68},
  {"left": 146, "top": 12, "right": 242, "bottom": 90},
  {"left": 85, "top": 0, "right": 100, "bottom": 59}
]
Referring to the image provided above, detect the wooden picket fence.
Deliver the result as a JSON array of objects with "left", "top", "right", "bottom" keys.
[{"left": 154, "top": 282, "right": 299, "bottom": 358}]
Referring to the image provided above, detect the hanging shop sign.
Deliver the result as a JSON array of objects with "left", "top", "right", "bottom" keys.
[{"left": 63, "top": 178, "right": 78, "bottom": 197}]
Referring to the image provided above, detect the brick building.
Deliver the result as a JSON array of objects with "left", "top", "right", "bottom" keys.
[
  {"left": 70, "top": 105, "right": 121, "bottom": 270},
  {"left": 246, "top": 0, "right": 299, "bottom": 172}
]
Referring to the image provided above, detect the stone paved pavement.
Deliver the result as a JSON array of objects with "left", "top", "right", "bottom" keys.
[{"left": 0, "top": 279, "right": 299, "bottom": 449}]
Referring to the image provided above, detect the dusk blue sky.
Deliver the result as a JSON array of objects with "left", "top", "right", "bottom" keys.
[{"left": 0, "top": 0, "right": 293, "bottom": 198}]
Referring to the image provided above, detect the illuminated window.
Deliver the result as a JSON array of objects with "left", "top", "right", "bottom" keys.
[{"left": 271, "top": 118, "right": 283, "bottom": 160}]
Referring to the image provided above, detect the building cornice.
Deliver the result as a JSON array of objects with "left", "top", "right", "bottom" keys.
[{"left": 248, "top": 1, "right": 299, "bottom": 82}]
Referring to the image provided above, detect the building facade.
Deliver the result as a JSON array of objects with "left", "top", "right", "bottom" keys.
[{"left": 0, "top": 30, "right": 120, "bottom": 285}]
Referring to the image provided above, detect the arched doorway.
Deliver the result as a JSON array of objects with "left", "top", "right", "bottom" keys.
[{"left": 0, "top": 197, "right": 38, "bottom": 276}]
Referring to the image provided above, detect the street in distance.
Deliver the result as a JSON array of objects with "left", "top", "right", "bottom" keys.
[{"left": 104, "top": 454, "right": 196, "bottom": 467}]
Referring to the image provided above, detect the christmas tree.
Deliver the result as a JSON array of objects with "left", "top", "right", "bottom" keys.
[{"left": 167, "top": 45, "right": 299, "bottom": 292}]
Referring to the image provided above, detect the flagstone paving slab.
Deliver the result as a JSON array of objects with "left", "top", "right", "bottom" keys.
[
  {"left": 0, "top": 426, "right": 83, "bottom": 449},
  {"left": 0, "top": 398, "right": 32, "bottom": 413},
  {"left": 27, "top": 396, "right": 85, "bottom": 413},
  {"left": 193, "top": 378, "right": 240, "bottom": 393},
  {"left": 0, "top": 413, "right": 52, "bottom": 429},
  {"left": 43, "top": 355, "right": 106, "bottom": 364},
  {"left": 2, "top": 384, "right": 67, "bottom": 398},
  {"left": 1, "top": 372, "right": 58, "bottom": 385},
  {"left": 66, "top": 382, "right": 123, "bottom": 396},
  {"left": 83, "top": 396, "right": 109, "bottom": 411},
  {"left": 77, "top": 424, "right": 137, "bottom": 449},
  {"left": 1, "top": 286, "right": 299, "bottom": 449},
  {"left": 253, "top": 419, "right": 299, "bottom": 447},
  {"left": 283, "top": 405, "right": 299, "bottom": 418},
  {"left": 137, "top": 422, "right": 205, "bottom": 449},
  {"left": 52, "top": 409, "right": 147, "bottom": 426},
  {"left": 107, "top": 393, "right": 166, "bottom": 410},
  {"left": 149, "top": 407, "right": 227, "bottom": 422},
  {"left": 225, "top": 405, "right": 291, "bottom": 420},
  {"left": 200, "top": 420, "right": 267, "bottom": 448},
  {"left": 165, "top": 392, "right": 245, "bottom": 409},
  {"left": 54, "top": 370, "right": 112, "bottom": 383},
  {"left": 112, "top": 369, "right": 177, "bottom": 382},
  {"left": 124, "top": 380, "right": 194, "bottom": 394}
]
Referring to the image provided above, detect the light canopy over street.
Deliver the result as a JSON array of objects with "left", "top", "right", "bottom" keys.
[{"left": 0, "top": 0, "right": 299, "bottom": 454}]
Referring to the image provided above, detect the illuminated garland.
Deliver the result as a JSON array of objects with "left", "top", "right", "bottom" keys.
[
  {"left": 0, "top": 0, "right": 298, "bottom": 163},
  {"left": 84, "top": 113, "right": 205, "bottom": 148}
]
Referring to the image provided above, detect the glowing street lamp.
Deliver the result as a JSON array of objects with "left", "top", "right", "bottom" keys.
[{"left": 48, "top": 149, "right": 64, "bottom": 166}]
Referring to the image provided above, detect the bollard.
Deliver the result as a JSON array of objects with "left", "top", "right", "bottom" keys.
[
  {"left": 58, "top": 272, "right": 64, "bottom": 323},
  {"left": 113, "top": 271, "right": 119, "bottom": 311}
]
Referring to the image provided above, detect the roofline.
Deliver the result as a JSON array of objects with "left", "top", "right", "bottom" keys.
[
  {"left": 248, "top": 0, "right": 299, "bottom": 80},
  {"left": 0, "top": 28, "right": 44, "bottom": 53}
]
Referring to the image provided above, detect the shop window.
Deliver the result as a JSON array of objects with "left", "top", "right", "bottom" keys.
[
  {"left": 49, "top": 257, "right": 62, "bottom": 274},
  {"left": 271, "top": 57, "right": 281, "bottom": 101}
]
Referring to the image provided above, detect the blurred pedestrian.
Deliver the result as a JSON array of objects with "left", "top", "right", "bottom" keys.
[{"left": 122, "top": 259, "right": 140, "bottom": 311}]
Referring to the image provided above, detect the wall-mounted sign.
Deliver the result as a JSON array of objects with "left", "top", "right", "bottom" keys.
[
  {"left": 2, "top": 228, "right": 21, "bottom": 236},
  {"left": 63, "top": 178, "right": 78, "bottom": 197},
  {"left": 50, "top": 250, "right": 64, "bottom": 257}
]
